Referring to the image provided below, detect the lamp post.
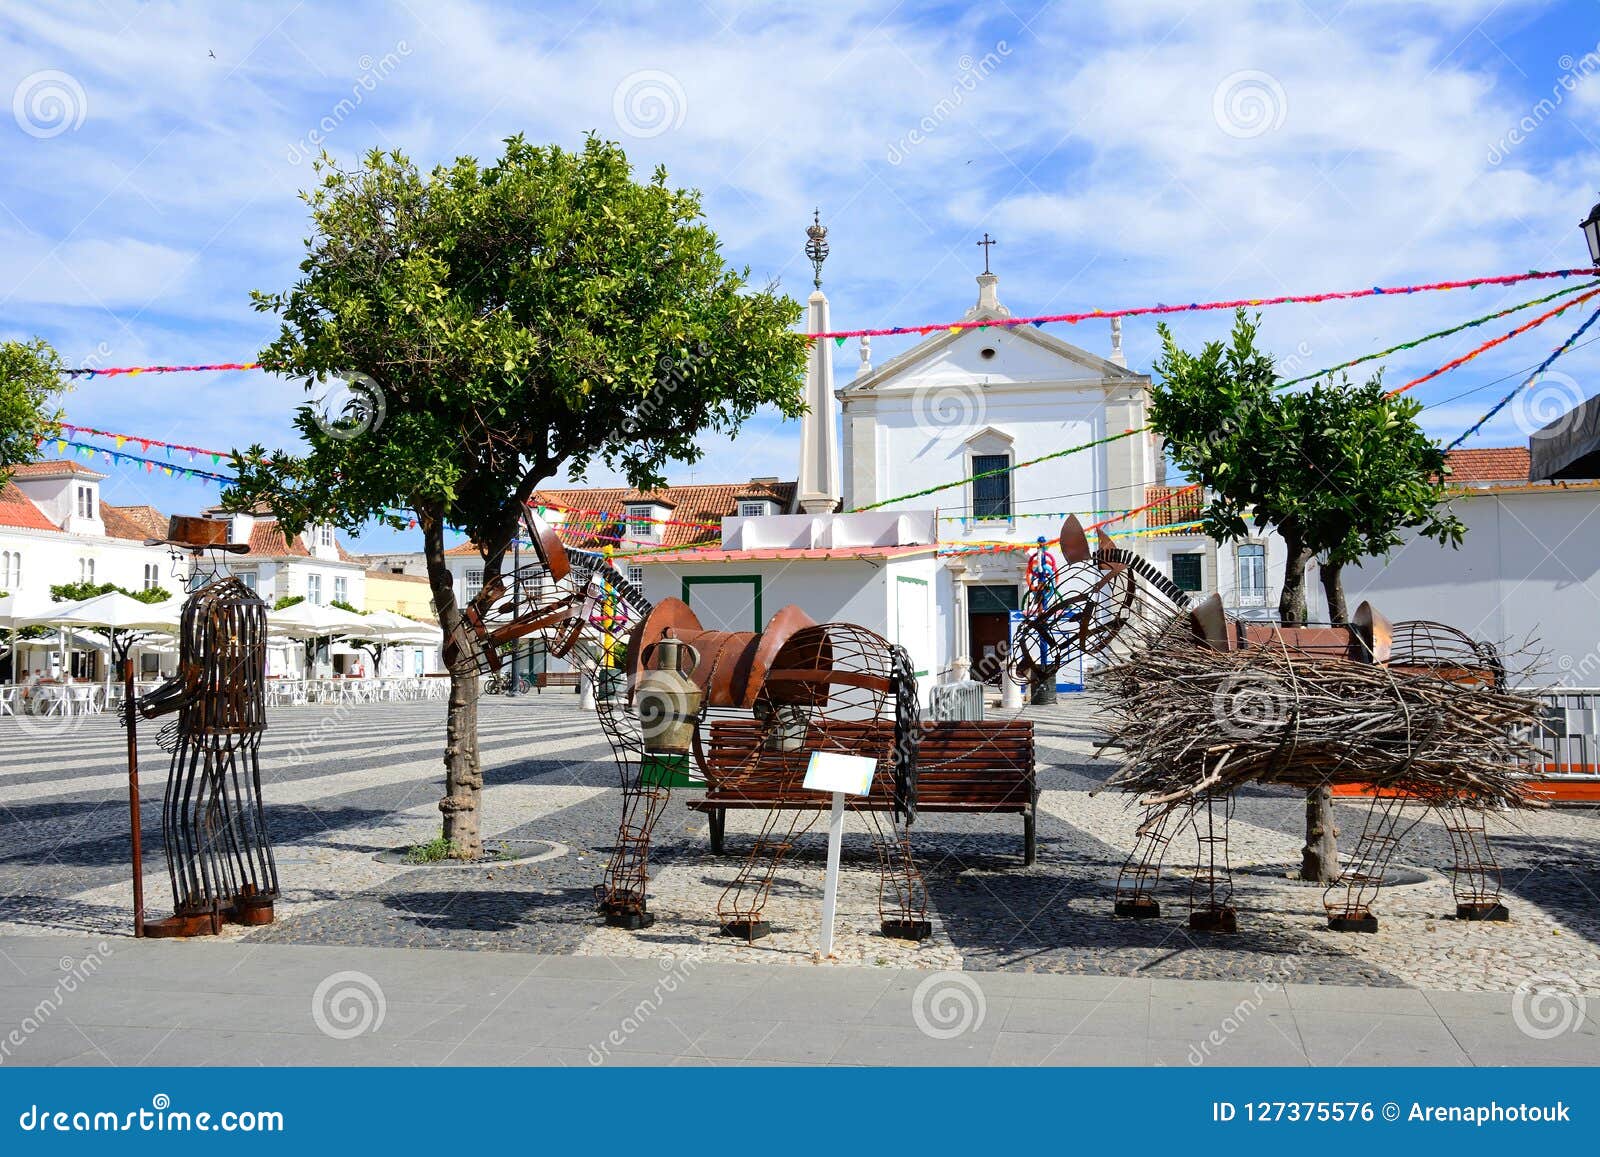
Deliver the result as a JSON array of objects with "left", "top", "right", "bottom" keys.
[
  {"left": 507, "top": 532, "right": 519, "bottom": 695},
  {"left": 1583, "top": 197, "right": 1600, "bottom": 266}
]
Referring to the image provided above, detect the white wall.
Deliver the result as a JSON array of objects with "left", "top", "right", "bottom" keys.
[{"left": 1344, "top": 486, "right": 1600, "bottom": 685}]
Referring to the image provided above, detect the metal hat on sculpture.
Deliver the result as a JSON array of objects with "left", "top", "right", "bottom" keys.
[{"left": 143, "top": 515, "right": 250, "bottom": 554}]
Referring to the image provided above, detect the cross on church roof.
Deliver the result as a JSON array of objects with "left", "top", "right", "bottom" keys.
[{"left": 976, "top": 232, "right": 997, "bottom": 275}]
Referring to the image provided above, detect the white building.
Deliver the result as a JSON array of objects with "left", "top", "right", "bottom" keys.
[{"left": 0, "top": 465, "right": 368, "bottom": 680}]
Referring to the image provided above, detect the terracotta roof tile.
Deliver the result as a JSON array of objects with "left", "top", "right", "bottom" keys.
[
  {"left": 247, "top": 522, "right": 312, "bottom": 558},
  {"left": 1144, "top": 484, "right": 1203, "bottom": 530},
  {"left": 0, "top": 481, "right": 56, "bottom": 531},
  {"left": 1445, "top": 447, "right": 1529, "bottom": 483},
  {"left": 532, "top": 480, "right": 796, "bottom": 553},
  {"left": 100, "top": 503, "right": 168, "bottom": 541},
  {"left": 8, "top": 460, "right": 107, "bottom": 479}
]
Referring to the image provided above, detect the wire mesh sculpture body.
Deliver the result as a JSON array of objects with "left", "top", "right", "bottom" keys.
[
  {"left": 458, "top": 512, "right": 929, "bottom": 942},
  {"left": 134, "top": 575, "right": 276, "bottom": 936}
]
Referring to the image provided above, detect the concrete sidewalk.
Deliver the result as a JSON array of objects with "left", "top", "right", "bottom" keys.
[{"left": 0, "top": 934, "right": 1595, "bottom": 1067}]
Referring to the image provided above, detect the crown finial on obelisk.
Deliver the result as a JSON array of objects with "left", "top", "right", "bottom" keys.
[{"left": 805, "top": 208, "right": 829, "bottom": 289}]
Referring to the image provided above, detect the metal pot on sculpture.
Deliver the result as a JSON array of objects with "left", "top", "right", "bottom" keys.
[{"left": 636, "top": 635, "right": 703, "bottom": 788}]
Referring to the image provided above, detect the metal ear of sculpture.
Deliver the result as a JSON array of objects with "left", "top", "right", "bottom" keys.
[
  {"left": 1059, "top": 515, "right": 1092, "bottom": 563},
  {"left": 1350, "top": 601, "right": 1393, "bottom": 665}
]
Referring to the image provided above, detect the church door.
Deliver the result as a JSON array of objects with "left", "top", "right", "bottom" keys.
[{"left": 968, "top": 583, "right": 1019, "bottom": 685}]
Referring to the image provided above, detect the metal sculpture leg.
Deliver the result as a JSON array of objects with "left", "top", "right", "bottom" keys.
[
  {"left": 1187, "top": 792, "right": 1237, "bottom": 933},
  {"left": 717, "top": 796, "right": 821, "bottom": 940},
  {"left": 597, "top": 773, "right": 671, "bottom": 929},
  {"left": 1439, "top": 801, "right": 1509, "bottom": 921},
  {"left": 859, "top": 804, "right": 930, "bottom": 941},
  {"left": 1324, "top": 791, "right": 1431, "bottom": 932},
  {"left": 1115, "top": 803, "right": 1179, "bottom": 917}
]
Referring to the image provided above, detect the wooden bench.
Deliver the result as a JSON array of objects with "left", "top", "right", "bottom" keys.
[
  {"left": 687, "top": 718, "right": 1038, "bottom": 864},
  {"left": 536, "top": 671, "right": 581, "bottom": 692}
]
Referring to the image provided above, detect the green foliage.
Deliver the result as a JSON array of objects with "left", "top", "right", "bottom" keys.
[
  {"left": 49, "top": 580, "right": 172, "bottom": 605},
  {"left": 273, "top": 594, "right": 306, "bottom": 610},
  {"left": 330, "top": 598, "right": 364, "bottom": 613},
  {"left": 1150, "top": 310, "right": 1464, "bottom": 613},
  {"left": 226, "top": 135, "right": 810, "bottom": 570},
  {"left": 0, "top": 338, "right": 67, "bottom": 479}
]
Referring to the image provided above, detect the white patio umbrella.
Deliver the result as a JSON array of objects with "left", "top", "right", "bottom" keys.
[
  {"left": 360, "top": 610, "right": 442, "bottom": 644},
  {"left": 266, "top": 601, "right": 376, "bottom": 678},
  {"left": 18, "top": 592, "right": 182, "bottom": 686}
]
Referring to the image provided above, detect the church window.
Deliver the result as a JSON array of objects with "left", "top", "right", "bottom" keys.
[
  {"left": 971, "top": 454, "right": 1011, "bottom": 518},
  {"left": 980, "top": 346, "right": 997, "bottom": 360},
  {"left": 1171, "top": 553, "right": 1203, "bottom": 592}
]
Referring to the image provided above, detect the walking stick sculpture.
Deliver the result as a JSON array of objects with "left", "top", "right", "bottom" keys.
[{"left": 125, "top": 517, "right": 278, "bottom": 937}]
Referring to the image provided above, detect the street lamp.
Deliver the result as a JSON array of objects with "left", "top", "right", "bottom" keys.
[{"left": 1583, "top": 196, "right": 1600, "bottom": 266}]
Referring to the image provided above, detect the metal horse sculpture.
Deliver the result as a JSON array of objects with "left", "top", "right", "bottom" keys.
[
  {"left": 131, "top": 517, "right": 277, "bottom": 937},
  {"left": 461, "top": 511, "right": 929, "bottom": 943},
  {"left": 1012, "top": 514, "right": 1526, "bottom": 935}
]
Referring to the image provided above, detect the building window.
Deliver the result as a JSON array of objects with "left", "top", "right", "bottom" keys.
[
  {"left": 1171, "top": 552, "right": 1203, "bottom": 592},
  {"left": 1237, "top": 543, "right": 1267, "bottom": 604},
  {"left": 625, "top": 505, "right": 655, "bottom": 537},
  {"left": 143, "top": 563, "right": 160, "bottom": 590},
  {"left": 333, "top": 576, "right": 348, "bottom": 605},
  {"left": 1, "top": 550, "right": 20, "bottom": 588},
  {"left": 307, "top": 574, "right": 322, "bottom": 605},
  {"left": 738, "top": 502, "right": 766, "bottom": 519},
  {"left": 238, "top": 571, "right": 257, "bottom": 592},
  {"left": 626, "top": 564, "right": 645, "bottom": 588},
  {"left": 319, "top": 525, "right": 334, "bottom": 549},
  {"left": 971, "top": 454, "right": 1011, "bottom": 518},
  {"left": 76, "top": 485, "right": 95, "bottom": 519},
  {"left": 464, "top": 568, "right": 484, "bottom": 599},
  {"left": 79, "top": 557, "right": 95, "bottom": 584}
]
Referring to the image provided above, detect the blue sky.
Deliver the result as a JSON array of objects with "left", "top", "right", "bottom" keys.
[{"left": 3, "top": 0, "right": 1599, "bottom": 551}]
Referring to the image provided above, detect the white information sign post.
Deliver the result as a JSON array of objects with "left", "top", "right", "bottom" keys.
[{"left": 802, "top": 751, "right": 877, "bottom": 958}]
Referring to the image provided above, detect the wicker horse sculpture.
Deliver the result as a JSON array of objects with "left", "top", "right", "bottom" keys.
[
  {"left": 460, "top": 511, "right": 929, "bottom": 943},
  {"left": 1014, "top": 515, "right": 1540, "bottom": 934}
]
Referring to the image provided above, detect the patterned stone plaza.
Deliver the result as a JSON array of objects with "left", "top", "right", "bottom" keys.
[{"left": 4, "top": 693, "right": 1599, "bottom": 995}]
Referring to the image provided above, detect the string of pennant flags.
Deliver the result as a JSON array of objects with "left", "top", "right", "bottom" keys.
[
  {"left": 39, "top": 265, "right": 1600, "bottom": 558},
  {"left": 52, "top": 268, "right": 1600, "bottom": 377}
]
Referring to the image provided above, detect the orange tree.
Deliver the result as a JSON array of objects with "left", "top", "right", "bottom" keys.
[{"left": 228, "top": 136, "right": 808, "bottom": 857}]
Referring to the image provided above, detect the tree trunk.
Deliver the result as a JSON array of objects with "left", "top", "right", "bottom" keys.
[
  {"left": 1278, "top": 539, "right": 1312, "bottom": 626},
  {"left": 421, "top": 514, "right": 483, "bottom": 860},
  {"left": 1320, "top": 560, "right": 1347, "bottom": 626},
  {"left": 1302, "top": 785, "right": 1340, "bottom": 883}
]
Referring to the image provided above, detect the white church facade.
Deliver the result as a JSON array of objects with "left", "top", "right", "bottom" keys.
[{"left": 632, "top": 269, "right": 1165, "bottom": 692}]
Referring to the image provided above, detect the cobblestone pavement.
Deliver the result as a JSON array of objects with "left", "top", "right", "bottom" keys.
[{"left": 3, "top": 693, "right": 1598, "bottom": 994}]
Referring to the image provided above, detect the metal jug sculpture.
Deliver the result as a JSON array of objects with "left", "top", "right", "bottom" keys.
[{"left": 635, "top": 635, "right": 702, "bottom": 755}]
